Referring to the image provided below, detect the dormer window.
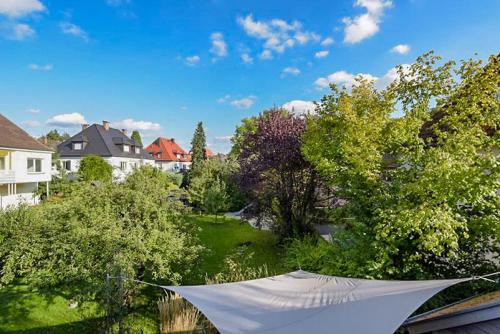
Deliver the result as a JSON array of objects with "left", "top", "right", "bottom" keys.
[
  {"left": 123, "top": 145, "right": 130, "bottom": 153},
  {"left": 73, "top": 142, "right": 83, "bottom": 150},
  {"left": 135, "top": 147, "right": 140, "bottom": 154}
]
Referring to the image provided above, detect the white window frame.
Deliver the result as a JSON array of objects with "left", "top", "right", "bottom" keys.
[
  {"left": 120, "top": 161, "right": 127, "bottom": 171},
  {"left": 63, "top": 160, "right": 71, "bottom": 171},
  {"left": 73, "top": 142, "right": 83, "bottom": 150},
  {"left": 27, "top": 158, "right": 43, "bottom": 173},
  {"left": 135, "top": 147, "right": 140, "bottom": 154},
  {"left": 123, "top": 145, "right": 130, "bottom": 153}
]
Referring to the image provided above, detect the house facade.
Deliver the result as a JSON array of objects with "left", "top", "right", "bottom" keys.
[
  {"left": 57, "top": 121, "right": 154, "bottom": 181},
  {"left": 0, "top": 114, "right": 52, "bottom": 210},
  {"left": 146, "top": 137, "right": 191, "bottom": 172}
]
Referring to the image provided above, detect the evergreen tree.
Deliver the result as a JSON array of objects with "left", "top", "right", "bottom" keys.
[
  {"left": 190, "top": 122, "right": 206, "bottom": 173},
  {"left": 131, "top": 130, "right": 142, "bottom": 146}
]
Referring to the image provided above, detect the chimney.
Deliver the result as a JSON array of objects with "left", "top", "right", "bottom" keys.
[
  {"left": 103, "top": 121, "right": 110, "bottom": 131},
  {"left": 82, "top": 124, "right": 89, "bottom": 131},
  {"left": 171, "top": 138, "right": 175, "bottom": 142},
  {"left": 122, "top": 129, "right": 128, "bottom": 136}
]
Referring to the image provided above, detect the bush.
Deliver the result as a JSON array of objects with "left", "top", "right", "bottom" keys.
[{"left": 78, "top": 155, "right": 113, "bottom": 182}]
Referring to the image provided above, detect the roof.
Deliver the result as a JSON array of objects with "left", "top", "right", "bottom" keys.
[
  {"left": 58, "top": 124, "right": 153, "bottom": 160},
  {"left": 146, "top": 137, "right": 191, "bottom": 162},
  {"left": 406, "top": 290, "right": 500, "bottom": 325},
  {"left": 0, "top": 113, "right": 52, "bottom": 152},
  {"left": 205, "top": 147, "right": 215, "bottom": 158}
]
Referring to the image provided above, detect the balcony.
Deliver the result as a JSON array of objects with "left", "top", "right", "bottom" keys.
[{"left": 0, "top": 170, "right": 15, "bottom": 183}]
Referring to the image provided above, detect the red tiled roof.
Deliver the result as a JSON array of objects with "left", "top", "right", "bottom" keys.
[
  {"left": 205, "top": 148, "right": 215, "bottom": 158},
  {"left": 146, "top": 137, "right": 191, "bottom": 162}
]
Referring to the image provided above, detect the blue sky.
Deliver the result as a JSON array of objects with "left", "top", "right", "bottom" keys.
[{"left": 1, "top": 0, "right": 499, "bottom": 153}]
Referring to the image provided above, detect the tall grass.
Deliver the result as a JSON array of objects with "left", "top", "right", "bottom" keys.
[{"left": 158, "top": 293, "right": 200, "bottom": 333}]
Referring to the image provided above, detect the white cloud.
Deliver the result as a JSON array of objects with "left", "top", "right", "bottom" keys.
[
  {"left": 390, "top": 44, "right": 410, "bottom": 54},
  {"left": 314, "top": 64, "right": 409, "bottom": 91},
  {"left": 185, "top": 55, "right": 200, "bottom": 66},
  {"left": 210, "top": 32, "right": 228, "bottom": 60},
  {"left": 0, "top": 0, "right": 45, "bottom": 18},
  {"left": 23, "top": 120, "right": 40, "bottom": 127},
  {"left": 59, "top": 21, "right": 88, "bottom": 41},
  {"left": 237, "top": 14, "right": 321, "bottom": 59},
  {"left": 27, "top": 108, "right": 40, "bottom": 113},
  {"left": 321, "top": 37, "right": 334, "bottom": 46},
  {"left": 315, "top": 50, "right": 329, "bottom": 58},
  {"left": 28, "top": 63, "right": 52, "bottom": 71},
  {"left": 2, "top": 23, "right": 35, "bottom": 40},
  {"left": 47, "top": 113, "right": 87, "bottom": 127},
  {"left": 111, "top": 119, "right": 161, "bottom": 131},
  {"left": 241, "top": 53, "right": 253, "bottom": 64},
  {"left": 282, "top": 67, "right": 300, "bottom": 77},
  {"left": 343, "top": 0, "right": 392, "bottom": 44},
  {"left": 282, "top": 100, "right": 316, "bottom": 115},
  {"left": 259, "top": 49, "right": 273, "bottom": 60},
  {"left": 218, "top": 95, "right": 256, "bottom": 109},
  {"left": 215, "top": 135, "right": 232, "bottom": 142}
]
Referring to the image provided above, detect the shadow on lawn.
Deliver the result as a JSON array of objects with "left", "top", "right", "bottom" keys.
[{"left": 3, "top": 317, "right": 104, "bottom": 334}]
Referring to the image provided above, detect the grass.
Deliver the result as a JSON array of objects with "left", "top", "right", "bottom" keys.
[{"left": 0, "top": 214, "right": 285, "bottom": 333}]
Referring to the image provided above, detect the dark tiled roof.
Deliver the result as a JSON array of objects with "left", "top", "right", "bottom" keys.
[
  {"left": 58, "top": 124, "right": 153, "bottom": 160},
  {"left": 0, "top": 113, "right": 52, "bottom": 151}
]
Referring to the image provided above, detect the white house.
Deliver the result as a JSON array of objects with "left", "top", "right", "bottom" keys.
[
  {"left": 0, "top": 114, "right": 52, "bottom": 210},
  {"left": 145, "top": 137, "right": 192, "bottom": 172},
  {"left": 57, "top": 121, "right": 155, "bottom": 181}
]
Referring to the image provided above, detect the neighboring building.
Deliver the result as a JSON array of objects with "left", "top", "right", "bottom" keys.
[
  {"left": 57, "top": 121, "right": 154, "bottom": 181},
  {"left": 146, "top": 137, "right": 191, "bottom": 172},
  {"left": 0, "top": 114, "right": 52, "bottom": 209},
  {"left": 404, "top": 290, "right": 500, "bottom": 334}
]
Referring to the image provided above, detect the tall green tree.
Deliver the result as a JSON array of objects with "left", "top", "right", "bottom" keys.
[
  {"left": 78, "top": 155, "right": 113, "bottom": 182},
  {"left": 190, "top": 122, "right": 207, "bottom": 173},
  {"left": 298, "top": 52, "right": 499, "bottom": 280},
  {"left": 131, "top": 130, "right": 142, "bottom": 146}
]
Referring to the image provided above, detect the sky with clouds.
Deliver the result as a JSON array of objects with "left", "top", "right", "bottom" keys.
[{"left": 0, "top": 0, "right": 499, "bottom": 153}]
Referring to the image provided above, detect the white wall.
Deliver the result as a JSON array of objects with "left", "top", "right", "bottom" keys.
[
  {"left": 0, "top": 148, "right": 52, "bottom": 183},
  {"left": 59, "top": 156, "right": 155, "bottom": 181},
  {"left": 155, "top": 161, "right": 191, "bottom": 172}
]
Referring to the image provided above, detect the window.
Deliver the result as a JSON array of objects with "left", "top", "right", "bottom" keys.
[
  {"left": 135, "top": 147, "right": 140, "bottom": 154},
  {"left": 73, "top": 142, "right": 83, "bottom": 150},
  {"left": 123, "top": 145, "right": 130, "bottom": 153},
  {"left": 63, "top": 160, "right": 71, "bottom": 171},
  {"left": 120, "top": 161, "right": 127, "bottom": 171},
  {"left": 27, "top": 158, "right": 42, "bottom": 173},
  {"left": 131, "top": 162, "right": 138, "bottom": 169},
  {"left": 0, "top": 157, "right": 5, "bottom": 170}
]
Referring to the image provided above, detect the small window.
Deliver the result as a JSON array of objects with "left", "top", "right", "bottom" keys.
[
  {"left": 63, "top": 160, "right": 71, "bottom": 171},
  {"left": 0, "top": 157, "right": 5, "bottom": 170},
  {"left": 120, "top": 161, "right": 127, "bottom": 171},
  {"left": 73, "top": 142, "right": 83, "bottom": 150},
  {"left": 135, "top": 147, "right": 140, "bottom": 154},
  {"left": 123, "top": 145, "right": 130, "bottom": 153},
  {"left": 27, "top": 158, "right": 42, "bottom": 173}
]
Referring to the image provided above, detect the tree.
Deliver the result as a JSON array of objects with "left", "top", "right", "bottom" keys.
[
  {"left": 0, "top": 166, "right": 202, "bottom": 305},
  {"left": 42, "top": 129, "right": 70, "bottom": 142},
  {"left": 131, "top": 130, "right": 142, "bottom": 146},
  {"left": 202, "top": 177, "right": 229, "bottom": 222},
  {"left": 190, "top": 122, "right": 207, "bottom": 173},
  {"left": 78, "top": 155, "right": 113, "bottom": 182},
  {"left": 299, "top": 52, "right": 499, "bottom": 280},
  {"left": 237, "top": 108, "right": 320, "bottom": 239}
]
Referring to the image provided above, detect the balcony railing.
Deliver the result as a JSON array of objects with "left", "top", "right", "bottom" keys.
[{"left": 0, "top": 170, "right": 15, "bottom": 183}]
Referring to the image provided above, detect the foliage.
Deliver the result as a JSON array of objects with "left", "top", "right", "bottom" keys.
[
  {"left": 229, "top": 116, "right": 258, "bottom": 160},
  {"left": 188, "top": 159, "right": 244, "bottom": 213},
  {"left": 164, "top": 171, "right": 183, "bottom": 187},
  {"left": 236, "top": 108, "right": 320, "bottom": 239},
  {"left": 131, "top": 130, "right": 143, "bottom": 146},
  {"left": 300, "top": 52, "right": 499, "bottom": 280},
  {"left": 43, "top": 129, "right": 71, "bottom": 142},
  {"left": 190, "top": 121, "right": 207, "bottom": 174},
  {"left": 0, "top": 166, "right": 203, "bottom": 304},
  {"left": 78, "top": 155, "right": 113, "bottom": 182}
]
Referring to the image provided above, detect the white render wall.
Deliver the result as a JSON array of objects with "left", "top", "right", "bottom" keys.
[
  {"left": 155, "top": 161, "right": 191, "bottom": 172},
  {"left": 59, "top": 156, "right": 155, "bottom": 181}
]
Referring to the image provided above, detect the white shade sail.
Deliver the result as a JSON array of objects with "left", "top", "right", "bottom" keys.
[{"left": 163, "top": 270, "right": 470, "bottom": 334}]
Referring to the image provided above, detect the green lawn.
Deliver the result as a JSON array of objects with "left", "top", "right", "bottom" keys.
[{"left": 0, "top": 214, "right": 285, "bottom": 333}]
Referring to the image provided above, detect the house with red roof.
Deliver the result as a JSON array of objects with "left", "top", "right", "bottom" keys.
[{"left": 146, "top": 137, "right": 192, "bottom": 172}]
